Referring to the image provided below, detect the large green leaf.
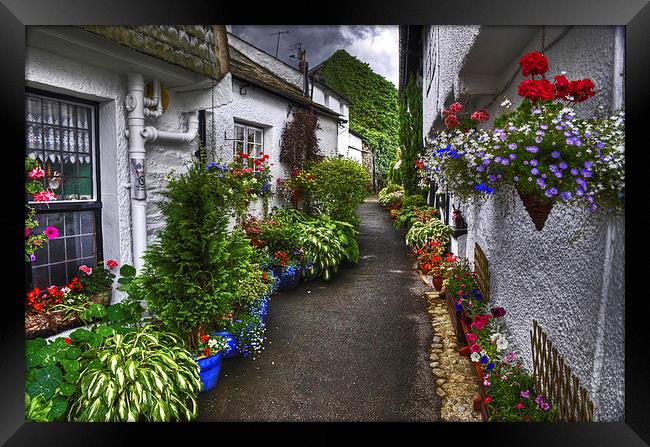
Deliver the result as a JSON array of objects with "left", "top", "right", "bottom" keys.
[
  {"left": 47, "top": 396, "right": 68, "bottom": 420},
  {"left": 27, "top": 380, "right": 55, "bottom": 401},
  {"left": 36, "top": 365, "right": 63, "bottom": 390},
  {"left": 58, "top": 382, "right": 77, "bottom": 397},
  {"left": 59, "top": 359, "right": 80, "bottom": 373}
]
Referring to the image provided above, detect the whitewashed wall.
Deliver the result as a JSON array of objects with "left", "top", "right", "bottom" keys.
[{"left": 422, "top": 25, "right": 625, "bottom": 421}]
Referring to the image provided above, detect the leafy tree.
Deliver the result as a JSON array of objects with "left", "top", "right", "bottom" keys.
[{"left": 399, "top": 76, "right": 424, "bottom": 196}]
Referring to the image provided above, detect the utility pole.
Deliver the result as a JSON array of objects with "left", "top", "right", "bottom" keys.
[{"left": 270, "top": 30, "right": 290, "bottom": 58}]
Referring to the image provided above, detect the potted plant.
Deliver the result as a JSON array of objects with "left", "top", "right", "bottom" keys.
[
  {"left": 77, "top": 260, "right": 118, "bottom": 306},
  {"left": 195, "top": 331, "right": 230, "bottom": 392}
]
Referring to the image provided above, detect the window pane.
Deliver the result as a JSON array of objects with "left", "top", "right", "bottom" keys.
[
  {"left": 32, "top": 266, "right": 49, "bottom": 288},
  {"left": 43, "top": 126, "right": 60, "bottom": 151},
  {"left": 26, "top": 97, "right": 42, "bottom": 123},
  {"left": 77, "top": 107, "right": 89, "bottom": 129},
  {"left": 81, "top": 235, "right": 96, "bottom": 258},
  {"left": 49, "top": 262, "right": 67, "bottom": 286},
  {"left": 64, "top": 212, "right": 80, "bottom": 236},
  {"left": 48, "top": 238, "right": 65, "bottom": 263},
  {"left": 80, "top": 211, "right": 95, "bottom": 234},
  {"left": 234, "top": 124, "right": 244, "bottom": 140},
  {"left": 26, "top": 123, "right": 43, "bottom": 150},
  {"left": 233, "top": 141, "right": 244, "bottom": 154},
  {"left": 65, "top": 236, "right": 82, "bottom": 260},
  {"left": 42, "top": 100, "right": 60, "bottom": 125},
  {"left": 33, "top": 245, "right": 48, "bottom": 266}
]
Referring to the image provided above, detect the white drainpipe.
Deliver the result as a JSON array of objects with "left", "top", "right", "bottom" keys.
[{"left": 125, "top": 72, "right": 199, "bottom": 271}]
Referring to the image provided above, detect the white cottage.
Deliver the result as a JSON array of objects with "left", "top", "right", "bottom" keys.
[{"left": 24, "top": 25, "right": 345, "bottom": 309}]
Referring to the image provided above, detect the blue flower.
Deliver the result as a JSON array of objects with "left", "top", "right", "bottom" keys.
[
  {"left": 487, "top": 362, "right": 495, "bottom": 370},
  {"left": 530, "top": 168, "right": 539, "bottom": 175},
  {"left": 477, "top": 165, "right": 485, "bottom": 172},
  {"left": 530, "top": 159, "right": 538, "bottom": 167},
  {"left": 480, "top": 355, "right": 488, "bottom": 364},
  {"left": 570, "top": 168, "right": 579, "bottom": 176},
  {"left": 581, "top": 169, "right": 592, "bottom": 178},
  {"left": 494, "top": 156, "right": 502, "bottom": 163},
  {"left": 549, "top": 164, "right": 557, "bottom": 172},
  {"left": 554, "top": 171, "right": 563, "bottom": 178},
  {"left": 559, "top": 161, "right": 568, "bottom": 170},
  {"left": 536, "top": 178, "right": 546, "bottom": 189},
  {"left": 560, "top": 191, "right": 572, "bottom": 201},
  {"left": 596, "top": 141, "right": 605, "bottom": 149},
  {"left": 508, "top": 143, "right": 517, "bottom": 150},
  {"left": 551, "top": 151, "right": 560, "bottom": 159},
  {"left": 475, "top": 183, "right": 494, "bottom": 194},
  {"left": 525, "top": 146, "right": 539, "bottom": 153},
  {"left": 456, "top": 303, "right": 463, "bottom": 312},
  {"left": 583, "top": 161, "right": 593, "bottom": 169},
  {"left": 575, "top": 188, "right": 585, "bottom": 197}
]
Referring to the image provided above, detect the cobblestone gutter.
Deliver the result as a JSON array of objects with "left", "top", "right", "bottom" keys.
[{"left": 421, "top": 273, "right": 482, "bottom": 422}]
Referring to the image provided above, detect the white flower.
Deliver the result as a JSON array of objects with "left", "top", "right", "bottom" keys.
[
  {"left": 470, "top": 352, "right": 481, "bottom": 362},
  {"left": 501, "top": 98, "right": 512, "bottom": 108},
  {"left": 496, "top": 337, "right": 509, "bottom": 351}
]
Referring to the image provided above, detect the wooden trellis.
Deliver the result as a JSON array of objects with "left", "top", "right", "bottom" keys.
[
  {"left": 473, "top": 243, "right": 490, "bottom": 302},
  {"left": 530, "top": 320, "right": 595, "bottom": 421}
]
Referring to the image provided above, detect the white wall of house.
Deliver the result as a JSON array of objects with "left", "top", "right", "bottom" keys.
[
  {"left": 346, "top": 132, "right": 364, "bottom": 163},
  {"left": 311, "top": 82, "right": 350, "bottom": 157},
  {"left": 422, "top": 25, "right": 625, "bottom": 421},
  {"left": 25, "top": 38, "right": 232, "bottom": 302}
]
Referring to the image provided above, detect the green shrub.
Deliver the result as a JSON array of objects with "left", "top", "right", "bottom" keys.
[
  {"left": 378, "top": 183, "right": 404, "bottom": 206},
  {"left": 405, "top": 218, "right": 453, "bottom": 248},
  {"left": 303, "top": 157, "right": 370, "bottom": 224},
  {"left": 401, "top": 194, "right": 427, "bottom": 209},
  {"left": 133, "top": 159, "right": 257, "bottom": 349},
  {"left": 68, "top": 325, "right": 202, "bottom": 422}
]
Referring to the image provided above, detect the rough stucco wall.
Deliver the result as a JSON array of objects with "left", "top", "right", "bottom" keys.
[
  {"left": 228, "top": 33, "right": 304, "bottom": 89},
  {"left": 422, "top": 25, "right": 481, "bottom": 139},
  {"left": 25, "top": 46, "right": 133, "bottom": 284},
  {"left": 423, "top": 26, "right": 625, "bottom": 421}
]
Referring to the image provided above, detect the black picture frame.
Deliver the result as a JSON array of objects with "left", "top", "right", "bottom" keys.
[{"left": 1, "top": 0, "right": 647, "bottom": 444}]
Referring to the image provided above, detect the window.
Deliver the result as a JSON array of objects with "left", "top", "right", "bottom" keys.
[
  {"left": 26, "top": 90, "right": 102, "bottom": 289},
  {"left": 233, "top": 122, "right": 264, "bottom": 171},
  {"left": 324, "top": 92, "right": 330, "bottom": 108}
]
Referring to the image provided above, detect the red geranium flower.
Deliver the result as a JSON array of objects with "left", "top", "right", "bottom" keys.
[
  {"left": 200, "top": 334, "right": 210, "bottom": 344},
  {"left": 484, "top": 396, "right": 492, "bottom": 404},
  {"left": 203, "top": 348, "right": 211, "bottom": 357},
  {"left": 553, "top": 74, "right": 570, "bottom": 99},
  {"left": 470, "top": 110, "right": 489, "bottom": 122},
  {"left": 449, "top": 102, "right": 463, "bottom": 114},
  {"left": 470, "top": 343, "right": 481, "bottom": 353},
  {"left": 519, "top": 51, "right": 549, "bottom": 77},
  {"left": 106, "top": 259, "right": 118, "bottom": 269},
  {"left": 567, "top": 78, "right": 596, "bottom": 103},
  {"left": 64, "top": 337, "right": 72, "bottom": 345},
  {"left": 444, "top": 114, "right": 460, "bottom": 129},
  {"left": 517, "top": 79, "right": 554, "bottom": 104}
]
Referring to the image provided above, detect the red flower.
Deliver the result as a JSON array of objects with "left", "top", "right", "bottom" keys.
[
  {"left": 415, "top": 160, "right": 424, "bottom": 169},
  {"left": 553, "top": 74, "right": 570, "bottom": 99},
  {"left": 203, "top": 348, "right": 211, "bottom": 357},
  {"left": 517, "top": 79, "right": 554, "bottom": 104},
  {"left": 444, "top": 114, "right": 460, "bottom": 129},
  {"left": 448, "top": 102, "right": 463, "bottom": 114},
  {"left": 79, "top": 265, "right": 92, "bottom": 275},
  {"left": 64, "top": 337, "right": 72, "bottom": 345},
  {"left": 200, "top": 334, "right": 210, "bottom": 344},
  {"left": 470, "top": 343, "right": 481, "bottom": 353},
  {"left": 470, "top": 110, "right": 489, "bottom": 122},
  {"left": 519, "top": 51, "right": 549, "bottom": 77},
  {"left": 567, "top": 78, "right": 596, "bottom": 103},
  {"left": 484, "top": 396, "right": 492, "bottom": 404},
  {"left": 106, "top": 259, "right": 118, "bottom": 269},
  {"left": 262, "top": 272, "right": 267, "bottom": 281},
  {"left": 516, "top": 403, "right": 525, "bottom": 409},
  {"left": 467, "top": 333, "right": 478, "bottom": 343}
]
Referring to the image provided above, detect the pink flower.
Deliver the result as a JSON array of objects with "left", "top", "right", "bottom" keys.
[
  {"left": 25, "top": 227, "right": 30, "bottom": 237},
  {"left": 467, "top": 333, "right": 478, "bottom": 342},
  {"left": 106, "top": 259, "right": 118, "bottom": 269},
  {"left": 483, "top": 396, "right": 492, "bottom": 404},
  {"left": 520, "top": 390, "right": 530, "bottom": 398},
  {"left": 33, "top": 190, "right": 58, "bottom": 202},
  {"left": 28, "top": 167, "right": 45, "bottom": 179},
  {"left": 44, "top": 226, "right": 59, "bottom": 239},
  {"left": 449, "top": 102, "right": 463, "bottom": 114},
  {"left": 469, "top": 343, "right": 481, "bottom": 353},
  {"left": 79, "top": 265, "right": 92, "bottom": 275},
  {"left": 516, "top": 403, "right": 525, "bottom": 409}
]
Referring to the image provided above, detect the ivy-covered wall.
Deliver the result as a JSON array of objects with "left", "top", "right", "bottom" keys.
[{"left": 319, "top": 50, "right": 398, "bottom": 184}]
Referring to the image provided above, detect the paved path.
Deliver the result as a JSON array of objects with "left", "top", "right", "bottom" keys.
[{"left": 198, "top": 197, "right": 439, "bottom": 421}]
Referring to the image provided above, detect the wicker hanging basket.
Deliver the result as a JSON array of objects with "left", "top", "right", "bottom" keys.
[{"left": 517, "top": 190, "right": 554, "bottom": 231}]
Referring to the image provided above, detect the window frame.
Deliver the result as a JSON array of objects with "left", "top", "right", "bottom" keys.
[
  {"left": 25, "top": 87, "right": 104, "bottom": 290},
  {"left": 232, "top": 122, "right": 264, "bottom": 172}
]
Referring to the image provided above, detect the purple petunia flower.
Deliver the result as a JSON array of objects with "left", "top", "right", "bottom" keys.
[
  {"left": 554, "top": 171, "right": 563, "bottom": 178},
  {"left": 536, "top": 178, "right": 546, "bottom": 189},
  {"left": 494, "top": 156, "right": 502, "bottom": 163},
  {"left": 564, "top": 131, "right": 572, "bottom": 137},
  {"left": 575, "top": 188, "right": 585, "bottom": 197},
  {"left": 477, "top": 165, "right": 485, "bottom": 172},
  {"left": 508, "top": 143, "right": 517, "bottom": 150},
  {"left": 581, "top": 169, "right": 592, "bottom": 178},
  {"left": 483, "top": 158, "right": 491, "bottom": 165},
  {"left": 549, "top": 164, "right": 558, "bottom": 172},
  {"left": 520, "top": 390, "right": 530, "bottom": 399},
  {"left": 584, "top": 161, "right": 593, "bottom": 169}
]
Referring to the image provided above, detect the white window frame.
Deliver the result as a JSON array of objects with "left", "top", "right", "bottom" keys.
[{"left": 233, "top": 122, "right": 264, "bottom": 172}]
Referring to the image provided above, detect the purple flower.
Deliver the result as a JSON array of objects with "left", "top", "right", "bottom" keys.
[
  {"left": 523, "top": 160, "right": 529, "bottom": 165},
  {"left": 480, "top": 355, "right": 488, "bottom": 364},
  {"left": 494, "top": 156, "right": 502, "bottom": 163},
  {"left": 531, "top": 168, "right": 539, "bottom": 175},
  {"left": 584, "top": 161, "right": 593, "bottom": 169},
  {"left": 575, "top": 188, "right": 585, "bottom": 197},
  {"left": 493, "top": 145, "right": 502, "bottom": 150},
  {"left": 509, "top": 153, "right": 517, "bottom": 160},
  {"left": 477, "top": 165, "right": 485, "bottom": 172},
  {"left": 549, "top": 164, "right": 558, "bottom": 172},
  {"left": 487, "top": 362, "right": 495, "bottom": 371},
  {"left": 576, "top": 178, "right": 587, "bottom": 187},
  {"left": 581, "top": 169, "right": 592, "bottom": 178},
  {"left": 596, "top": 141, "right": 605, "bottom": 149},
  {"left": 555, "top": 124, "right": 564, "bottom": 130},
  {"left": 574, "top": 139, "right": 582, "bottom": 146},
  {"left": 536, "top": 178, "right": 546, "bottom": 189},
  {"left": 489, "top": 175, "right": 497, "bottom": 182},
  {"left": 513, "top": 176, "right": 519, "bottom": 182},
  {"left": 499, "top": 133, "right": 507, "bottom": 141},
  {"left": 545, "top": 187, "right": 558, "bottom": 198},
  {"left": 560, "top": 191, "right": 572, "bottom": 201},
  {"left": 559, "top": 161, "right": 568, "bottom": 170},
  {"left": 29, "top": 254, "right": 36, "bottom": 262},
  {"left": 541, "top": 173, "right": 547, "bottom": 179},
  {"left": 570, "top": 168, "right": 579, "bottom": 176},
  {"left": 530, "top": 159, "right": 538, "bottom": 167},
  {"left": 483, "top": 158, "right": 491, "bottom": 165},
  {"left": 501, "top": 159, "right": 510, "bottom": 165},
  {"left": 535, "top": 395, "right": 544, "bottom": 405},
  {"left": 533, "top": 108, "right": 542, "bottom": 115},
  {"left": 520, "top": 390, "right": 530, "bottom": 399},
  {"left": 566, "top": 138, "right": 575, "bottom": 145},
  {"left": 564, "top": 131, "right": 572, "bottom": 137},
  {"left": 535, "top": 135, "right": 544, "bottom": 143},
  {"left": 541, "top": 402, "right": 550, "bottom": 411},
  {"left": 508, "top": 143, "right": 517, "bottom": 150},
  {"left": 551, "top": 151, "right": 560, "bottom": 159},
  {"left": 554, "top": 171, "right": 563, "bottom": 178},
  {"left": 540, "top": 124, "right": 548, "bottom": 130},
  {"left": 525, "top": 146, "right": 539, "bottom": 154}
]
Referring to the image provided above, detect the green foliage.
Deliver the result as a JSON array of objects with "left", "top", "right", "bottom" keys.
[
  {"left": 405, "top": 218, "right": 453, "bottom": 248},
  {"left": 399, "top": 77, "right": 423, "bottom": 195},
  {"left": 68, "top": 325, "right": 202, "bottom": 422},
  {"left": 303, "top": 157, "right": 370, "bottom": 225},
  {"left": 222, "top": 311, "right": 266, "bottom": 359},
  {"left": 401, "top": 194, "right": 427, "bottom": 209},
  {"left": 236, "top": 266, "right": 272, "bottom": 307},
  {"left": 25, "top": 393, "right": 53, "bottom": 422},
  {"left": 319, "top": 50, "right": 398, "bottom": 184},
  {"left": 378, "top": 183, "right": 404, "bottom": 207},
  {"left": 132, "top": 159, "right": 256, "bottom": 348},
  {"left": 78, "top": 261, "right": 116, "bottom": 295},
  {"left": 279, "top": 107, "right": 323, "bottom": 169}
]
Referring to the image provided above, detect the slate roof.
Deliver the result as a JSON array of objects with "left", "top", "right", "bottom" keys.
[
  {"left": 229, "top": 46, "right": 344, "bottom": 120},
  {"left": 80, "top": 25, "right": 227, "bottom": 80}
]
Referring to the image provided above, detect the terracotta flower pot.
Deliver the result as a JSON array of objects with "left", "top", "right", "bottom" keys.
[
  {"left": 517, "top": 190, "right": 554, "bottom": 231},
  {"left": 90, "top": 289, "right": 112, "bottom": 306},
  {"left": 432, "top": 276, "right": 443, "bottom": 291}
]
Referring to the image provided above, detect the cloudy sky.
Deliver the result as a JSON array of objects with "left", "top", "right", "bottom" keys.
[{"left": 231, "top": 25, "right": 399, "bottom": 87}]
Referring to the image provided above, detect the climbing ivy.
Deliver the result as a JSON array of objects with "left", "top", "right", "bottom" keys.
[
  {"left": 280, "top": 106, "right": 323, "bottom": 169},
  {"left": 319, "top": 50, "right": 398, "bottom": 184}
]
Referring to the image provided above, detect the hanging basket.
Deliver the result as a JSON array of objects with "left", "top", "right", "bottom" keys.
[{"left": 517, "top": 190, "right": 554, "bottom": 231}]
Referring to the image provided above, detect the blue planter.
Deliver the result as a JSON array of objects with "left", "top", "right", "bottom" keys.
[
  {"left": 196, "top": 351, "right": 223, "bottom": 392},
  {"left": 213, "top": 331, "right": 239, "bottom": 358},
  {"left": 275, "top": 265, "right": 302, "bottom": 291}
]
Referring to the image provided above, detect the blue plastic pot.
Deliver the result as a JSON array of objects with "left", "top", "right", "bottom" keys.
[
  {"left": 196, "top": 351, "right": 223, "bottom": 393},
  {"left": 275, "top": 266, "right": 302, "bottom": 291},
  {"left": 213, "top": 331, "right": 239, "bottom": 358}
]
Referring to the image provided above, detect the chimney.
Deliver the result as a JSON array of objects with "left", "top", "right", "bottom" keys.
[
  {"left": 298, "top": 48, "right": 305, "bottom": 72},
  {"left": 303, "top": 60, "right": 309, "bottom": 97}
]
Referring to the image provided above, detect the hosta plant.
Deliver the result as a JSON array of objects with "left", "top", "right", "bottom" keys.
[
  {"left": 405, "top": 218, "right": 453, "bottom": 249},
  {"left": 68, "top": 325, "right": 201, "bottom": 422}
]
